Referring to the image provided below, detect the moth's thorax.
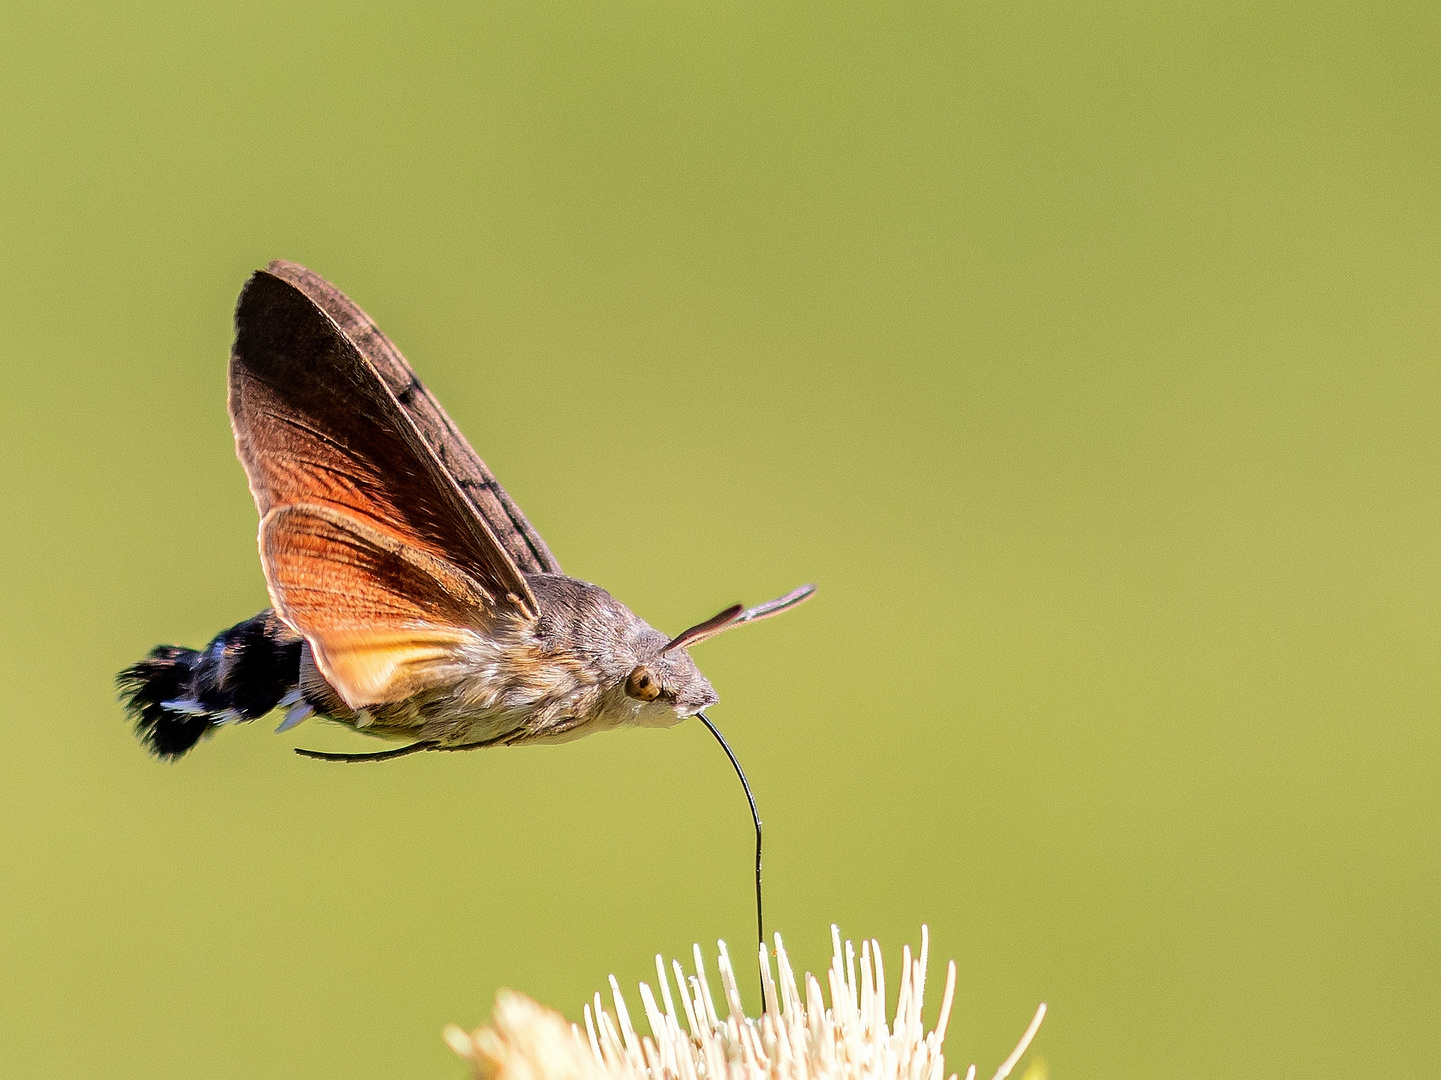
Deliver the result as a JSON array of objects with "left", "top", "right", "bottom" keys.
[
  {"left": 313, "top": 574, "right": 718, "bottom": 747},
  {"left": 514, "top": 575, "right": 720, "bottom": 735}
]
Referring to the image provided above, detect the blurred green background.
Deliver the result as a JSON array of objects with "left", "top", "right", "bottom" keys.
[{"left": 1, "top": 2, "right": 1436, "bottom": 1077}]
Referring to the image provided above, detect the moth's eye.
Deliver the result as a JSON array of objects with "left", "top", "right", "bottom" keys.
[{"left": 625, "top": 665, "right": 661, "bottom": 702}]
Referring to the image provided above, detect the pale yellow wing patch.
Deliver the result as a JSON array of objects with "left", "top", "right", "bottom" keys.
[
  {"left": 302, "top": 627, "right": 473, "bottom": 712},
  {"left": 259, "top": 503, "right": 488, "bottom": 709}
]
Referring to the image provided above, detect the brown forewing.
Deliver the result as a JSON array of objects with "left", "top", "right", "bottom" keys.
[
  {"left": 262, "top": 260, "right": 562, "bottom": 576},
  {"left": 230, "top": 268, "right": 536, "bottom": 613}
]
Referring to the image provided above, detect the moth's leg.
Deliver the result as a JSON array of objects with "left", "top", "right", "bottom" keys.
[
  {"left": 434, "top": 731, "right": 518, "bottom": 752},
  {"left": 496, "top": 715, "right": 589, "bottom": 745},
  {"left": 294, "top": 740, "right": 439, "bottom": 762}
]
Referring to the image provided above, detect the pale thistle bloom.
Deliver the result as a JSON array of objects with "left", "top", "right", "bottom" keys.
[{"left": 446, "top": 927, "right": 1046, "bottom": 1080}]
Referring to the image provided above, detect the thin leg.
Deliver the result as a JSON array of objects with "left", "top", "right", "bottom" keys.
[
  {"left": 433, "top": 731, "right": 517, "bottom": 751},
  {"left": 294, "top": 740, "right": 438, "bottom": 762},
  {"left": 295, "top": 728, "right": 519, "bottom": 761},
  {"left": 696, "top": 711, "right": 766, "bottom": 1009}
]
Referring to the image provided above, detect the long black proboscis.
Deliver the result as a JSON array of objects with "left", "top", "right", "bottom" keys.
[{"left": 696, "top": 711, "right": 766, "bottom": 1004}]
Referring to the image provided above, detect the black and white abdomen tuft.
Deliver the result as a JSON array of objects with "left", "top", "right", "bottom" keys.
[{"left": 116, "top": 610, "right": 305, "bottom": 759}]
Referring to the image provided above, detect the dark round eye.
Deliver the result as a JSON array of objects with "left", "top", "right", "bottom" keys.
[{"left": 625, "top": 664, "right": 661, "bottom": 702}]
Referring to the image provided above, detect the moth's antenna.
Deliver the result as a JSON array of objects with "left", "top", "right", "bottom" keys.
[
  {"left": 662, "top": 584, "right": 817, "bottom": 654},
  {"left": 696, "top": 711, "right": 766, "bottom": 1009}
]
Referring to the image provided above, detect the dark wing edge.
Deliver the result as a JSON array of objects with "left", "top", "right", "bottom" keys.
[{"left": 264, "top": 260, "right": 563, "bottom": 576}]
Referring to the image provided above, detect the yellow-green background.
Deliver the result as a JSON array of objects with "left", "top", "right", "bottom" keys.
[{"left": 2, "top": 2, "right": 1436, "bottom": 1077}]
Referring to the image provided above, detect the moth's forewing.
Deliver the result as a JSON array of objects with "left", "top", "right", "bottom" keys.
[
  {"left": 260, "top": 504, "right": 486, "bottom": 708},
  {"left": 231, "top": 270, "right": 537, "bottom": 707},
  {"left": 263, "top": 260, "right": 562, "bottom": 577}
]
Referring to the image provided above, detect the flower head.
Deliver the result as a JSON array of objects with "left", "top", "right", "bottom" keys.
[{"left": 446, "top": 927, "right": 1045, "bottom": 1080}]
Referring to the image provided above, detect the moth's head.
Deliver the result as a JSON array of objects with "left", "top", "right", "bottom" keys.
[
  {"left": 622, "top": 584, "right": 817, "bottom": 726},
  {"left": 622, "top": 643, "right": 719, "bottom": 725},
  {"left": 528, "top": 575, "right": 815, "bottom": 727}
]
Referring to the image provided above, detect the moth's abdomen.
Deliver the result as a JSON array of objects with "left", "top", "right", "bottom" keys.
[{"left": 117, "top": 610, "right": 304, "bottom": 759}]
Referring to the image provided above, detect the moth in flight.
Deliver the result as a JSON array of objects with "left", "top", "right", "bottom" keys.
[{"left": 118, "top": 262, "right": 813, "bottom": 766}]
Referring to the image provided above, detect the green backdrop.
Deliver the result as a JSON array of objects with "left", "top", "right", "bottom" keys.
[{"left": 2, "top": 2, "right": 1436, "bottom": 1078}]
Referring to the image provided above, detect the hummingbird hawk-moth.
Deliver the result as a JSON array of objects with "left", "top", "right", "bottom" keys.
[{"left": 118, "top": 262, "right": 812, "bottom": 942}]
